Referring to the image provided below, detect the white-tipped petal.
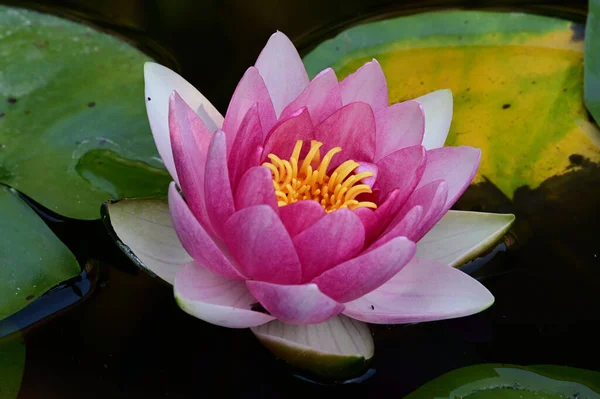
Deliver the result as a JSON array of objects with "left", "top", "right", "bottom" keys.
[
  {"left": 144, "top": 62, "right": 224, "bottom": 182},
  {"left": 416, "top": 89, "right": 453, "bottom": 150}
]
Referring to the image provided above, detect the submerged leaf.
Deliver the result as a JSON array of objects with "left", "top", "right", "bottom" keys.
[
  {"left": 416, "top": 210, "right": 515, "bottom": 267},
  {"left": 404, "top": 364, "right": 600, "bottom": 398},
  {"left": 0, "top": 186, "right": 80, "bottom": 320},
  {"left": 0, "top": 5, "right": 167, "bottom": 220},
  {"left": 102, "top": 199, "right": 190, "bottom": 284},
  {"left": 251, "top": 315, "right": 374, "bottom": 380}
]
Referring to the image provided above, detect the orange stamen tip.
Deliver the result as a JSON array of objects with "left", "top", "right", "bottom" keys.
[{"left": 263, "top": 140, "right": 377, "bottom": 212}]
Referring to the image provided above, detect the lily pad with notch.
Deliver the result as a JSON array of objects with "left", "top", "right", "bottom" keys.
[{"left": 0, "top": 5, "right": 170, "bottom": 220}]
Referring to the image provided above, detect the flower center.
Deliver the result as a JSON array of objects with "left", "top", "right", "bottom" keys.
[{"left": 263, "top": 140, "right": 377, "bottom": 213}]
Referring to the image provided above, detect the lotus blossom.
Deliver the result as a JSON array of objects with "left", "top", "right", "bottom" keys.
[{"left": 142, "top": 31, "right": 495, "bottom": 328}]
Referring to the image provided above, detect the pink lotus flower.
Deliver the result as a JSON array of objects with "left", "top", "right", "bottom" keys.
[{"left": 143, "top": 32, "right": 494, "bottom": 328}]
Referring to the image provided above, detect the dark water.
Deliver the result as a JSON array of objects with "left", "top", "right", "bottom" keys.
[{"left": 2, "top": 1, "right": 600, "bottom": 398}]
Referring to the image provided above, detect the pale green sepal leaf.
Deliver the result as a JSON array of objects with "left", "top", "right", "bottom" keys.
[
  {"left": 251, "top": 315, "right": 374, "bottom": 380},
  {"left": 416, "top": 210, "right": 515, "bottom": 267},
  {"left": 102, "top": 199, "right": 190, "bottom": 285}
]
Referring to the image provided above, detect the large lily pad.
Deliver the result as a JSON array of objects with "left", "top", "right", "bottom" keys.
[
  {"left": 0, "top": 338, "right": 26, "bottom": 399},
  {"left": 404, "top": 364, "right": 600, "bottom": 398},
  {"left": 304, "top": 11, "right": 600, "bottom": 198},
  {"left": 0, "top": 5, "right": 170, "bottom": 220},
  {"left": 585, "top": 0, "right": 600, "bottom": 122},
  {"left": 0, "top": 185, "right": 80, "bottom": 320}
]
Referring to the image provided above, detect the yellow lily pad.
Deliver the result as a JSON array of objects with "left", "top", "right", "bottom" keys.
[{"left": 304, "top": 11, "right": 600, "bottom": 198}]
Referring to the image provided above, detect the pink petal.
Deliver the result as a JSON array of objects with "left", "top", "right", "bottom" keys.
[
  {"left": 223, "top": 67, "right": 277, "bottom": 148},
  {"left": 205, "top": 130, "right": 236, "bottom": 239},
  {"left": 342, "top": 257, "right": 495, "bottom": 324},
  {"left": 227, "top": 104, "right": 263, "bottom": 193},
  {"left": 280, "top": 68, "right": 342, "bottom": 125},
  {"left": 235, "top": 166, "right": 278, "bottom": 213},
  {"left": 169, "top": 183, "right": 244, "bottom": 280},
  {"left": 279, "top": 200, "right": 327, "bottom": 237},
  {"left": 293, "top": 209, "right": 365, "bottom": 282},
  {"left": 224, "top": 205, "right": 301, "bottom": 284},
  {"left": 394, "top": 180, "right": 448, "bottom": 242},
  {"left": 144, "top": 63, "right": 223, "bottom": 183},
  {"left": 375, "top": 145, "right": 426, "bottom": 199},
  {"left": 370, "top": 205, "right": 423, "bottom": 251},
  {"left": 255, "top": 32, "right": 309, "bottom": 117},
  {"left": 314, "top": 237, "right": 416, "bottom": 303},
  {"left": 246, "top": 281, "right": 343, "bottom": 324},
  {"left": 261, "top": 107, "right": 314, "bottom": 161},
  {"left": 174, "top": 262, "right": 274, "bottom": 328},
  {"left": 417, "top": 146, "right": 481, "bottom": 213},
  {"left": 169, "top": 91, "right": 214, "bottom": 234},
  {"left": 374, "top": 100, "right": 425, "bottom": 161},
  {"left": 355, "top": 189, "right": 404, "bottom": 243},
  {"left": 355, "top": 162, "right": 378, "bottom": 188},
  {"left": 339, "top": 60, "right": 388, "bottom": 112},
  {"left": 314, "top": 102, "right": 376, "bottom": 167}
]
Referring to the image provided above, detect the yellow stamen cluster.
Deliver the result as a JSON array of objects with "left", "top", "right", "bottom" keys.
[{"left": 263, "top": 140, "right": 377, "bottom": 213}]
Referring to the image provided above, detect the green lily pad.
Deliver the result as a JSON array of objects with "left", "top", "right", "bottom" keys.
[
  {"left": 304, "top": 11, "right": 600, "bottom": 198},
  {"left": 0, "top": 5, "right": 170, "bottom": 220},
  {"left": 404, "top": 364, "right": 600, "bottom": 398},
  {"left": 0, "top": 337, "right": 26, "bottom": 399},
  {"left": 585, "top": 0, "right": 600, "bottom": 123},
  {"left": 0, "top": 185, "right": 79, "bottom": 320}
]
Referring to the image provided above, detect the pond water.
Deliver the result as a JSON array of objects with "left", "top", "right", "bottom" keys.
[{"left": 1, "top": 1, "right": 599, "bottom": 398}]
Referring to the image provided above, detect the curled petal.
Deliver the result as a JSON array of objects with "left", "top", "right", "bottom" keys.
[
  {"left": 395, "top": 179, "right": 448, "bottom": 242},
  {"left": 280, "top": 68, "right": 343, "bottom": 125},
  {"left": 315, "top": 102, "right": 376, "bottom": 168},
  {"left": 279, "top": 200, "right": 327, "bottom": 237},
  {"left": 247, "top": 281, "right": 344, "bottom": 324},
  {"left": 375, "top": 145, "right": 426, "bottom": 199},
  {"left": 255, "top": 31, "right": 309, "bottom": 117},
  {"left": 144, "top": 62, "right": 223, "bottom": 182},
  {"left": 342, "top": 257, "right": 495, "bottom": 324},
  {"left": 374, "top": 100, "right": 425, "bottom": 161},
  {"left": 293, "top": 209, "right": 365, "bottom": 282},
  {"left": 235, "top": 166, "right": 278, "bottom": 213},
  {"left": 370, "top": 205, "right": 423, "bottom": 251},
  {"left": 416, "top": 89, "right": 453, "bottom": 150},
  {"left": 224, "top": 205, "right": 301, "bottom": 284},
  {"left": 313, "top": 237, "right": 416, "bottom": 303},
  {"left": 205, "top": 130, "right": 236, "bottom": 239},
  {"left": 169, "top": 91, "right": 213, "bottom": 233},
  {"left": 228, "top": 104, "right": 263, "bottom": 193},
  {"left": 169, "top": 183, "right": 244, "bottom": 280},
  {"left": 417, "top": 146, "right": 481, "bottom": 213},
  {"left": 223, "top": 67, "right": 277, "bottom": 147},
  {"left": 262, "top": 107, "right": 314, "bottom": 161},
  {"left": 174, "top": 262, "right": 274, "bottom": 328},
  {"left": 355, "top": 188, "right": 405, "bottom": 242},
  {"left": 339, "top": 59, "right": 388, "bottom": 112}
]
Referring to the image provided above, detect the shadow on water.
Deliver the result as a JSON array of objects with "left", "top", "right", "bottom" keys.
[{"left": 0, "top": 0, "right": 599, "bottom": 397}]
